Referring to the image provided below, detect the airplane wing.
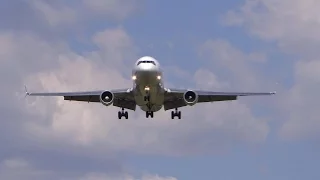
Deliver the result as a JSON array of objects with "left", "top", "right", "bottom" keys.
[
  {"left": 25, "top": 87, "right": 137, "bottom": 110},
  {"left": 163, "top": 88, "right": 276, "bottom": 111}
]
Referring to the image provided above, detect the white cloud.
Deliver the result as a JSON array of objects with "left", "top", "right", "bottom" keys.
[
  {"left": 0, "top": 31, "right": 68, "bottom": 71},
  {"left": 0, "top": 158, "right": 177, "bottom": 180},
  {"left": 82, "top": 0, "right": 140, "bottom": 20},
  {"left": 225, "top": 0, "right": 320, "bottom": 140},
  {"left": 193, "top": 69, "right": 229, "bottom": 90},
  {"left": 194, "top": 39, "right": 276, "bottom": 145},
  {"left": 279, "top": 60, "right": 320, "bottom": 140},
  {"left": 30, "top": 0, "right": 77, "bottom": 27},
  {"left": 2, "top": 158, "right": 29, "bottom": 169},
  {"left": 92, "top": 27, "right": 138, "bottom": 71},
  {"left": 78, "top": 173, "right": 177, "bottom": 180},
  {"left": 0, "top": 33, "right": 15, "bottom": 58},
  {"left": 198, "top": 39, "right": 272, "bottom": 91},
  {"left": 0, "top": 158, "right": 55, "bottom": 180},
  {"left": 29, "top": 0, "right": 142, "bottom": 27},
  {"left": 224, "top": 0, "right": 320, "bottom": 55},
  {"left": 140, "top": 174, "right": 177, "bottom": 180}
]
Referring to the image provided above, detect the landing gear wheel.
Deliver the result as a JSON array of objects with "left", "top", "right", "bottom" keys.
[
  {"left": 146, "top": 111, "right": 154, "bottom": 118},
  {"left": 118, "top": 108, "right": 129, "bottom": 119},
  {"left": 171, "top": 108, "right": 181, "bottom": 119},
  {"left": 118, "top": 111, "right": 122, "bottom": 119}
]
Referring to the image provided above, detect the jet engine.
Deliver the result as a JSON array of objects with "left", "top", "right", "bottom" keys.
[
  {"left": 183, "top": 90, "right": 198, "bottom": 106},
  {"left": 100, "top": 91, "right": 114, "bottom": 106}
]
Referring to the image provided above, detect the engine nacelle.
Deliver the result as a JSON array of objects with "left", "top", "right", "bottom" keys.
[
  {"left": 100, "top": 91, "right": 114, "bottom": 106},
  {"left": 183, "top": 90, "right": 198, "bottom": 106}
]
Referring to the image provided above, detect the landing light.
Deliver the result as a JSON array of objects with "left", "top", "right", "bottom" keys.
[
  {"left": 132, "top": 75, "right": 137, "bottom": 80},
  {"left": 157, "top": 75, "right": 161, "bottom": 80}
]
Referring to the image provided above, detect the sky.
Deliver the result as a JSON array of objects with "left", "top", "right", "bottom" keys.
[{"left": 1, "top": 0, "right": 320, "bottom": 179}]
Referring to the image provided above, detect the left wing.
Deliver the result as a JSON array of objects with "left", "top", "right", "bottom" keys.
[
  {"left": 25, "top": 87, "right": 137, "bottom": 110},
  {"left": 163, "top": 88, "right": 276, "bottom": 111}
]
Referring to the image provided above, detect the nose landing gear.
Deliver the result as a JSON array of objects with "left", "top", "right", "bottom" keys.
[
  {"left": 144, "top": 86, "right": 150, "bottom": 102},
  {"left": 144, "top": 95, "right": 150, "bottom": 101}
]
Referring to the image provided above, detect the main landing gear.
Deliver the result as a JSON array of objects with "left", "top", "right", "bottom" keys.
[
  {"left": 171, "top": 108, "right": 181, "bottom": 119},
  {"left": 118, "top": 108, "right": 128, "bottom": 119}
]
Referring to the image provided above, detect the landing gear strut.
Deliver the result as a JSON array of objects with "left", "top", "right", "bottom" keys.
[
  {"left": 144, "top": 95, "right": 150, "bottom": 101},
  {"left": 171, "top": 108, "right": 181, "bottom": 119},
  {"left": 146, "top": 111, "right": 154, "bottom": 118},
  {"left": 144, "top": 88, "right": 150, "bottom": 102},
  {"left": 118, "top": 108, "right": 128, "bottom": 119}
]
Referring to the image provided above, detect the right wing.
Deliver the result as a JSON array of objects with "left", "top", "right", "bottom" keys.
[
  {"left": 25, "top": 86, "right": 137, "bottom": 110},
  {"left": 163, "top": 88, "right": 276, "bottom": 110}
]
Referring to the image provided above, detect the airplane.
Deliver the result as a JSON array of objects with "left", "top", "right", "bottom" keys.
[{"left": 25, "top": 56, "right": 276, "bottom": 119}]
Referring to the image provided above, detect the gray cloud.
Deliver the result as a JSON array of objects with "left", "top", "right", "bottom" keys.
[
  {"left": 0, "top": 1, "right": 45, "bottom": 30},
  {"left": 4, "top": 26, "right": 268, "bottom": 158},
  {"left": 198, "top": 39, "right": 271, "bottom": 91},
  {"left": 224, "top": 0, "right": 320, "bottom": 56},
  {"left": 0, "top": 0, "right": 276, "bottom": 179},
  {"left": 0, "top": 158, "right": 56, "bottom": 180},
  {"left": 82, "top": 0, "right": 142, "bottom": 20},
  {"left": 0, "top": 1, "right": 148, "bottom": 179},
  {"left": 0, "top": 0, "right": 143, "bottom": 43},
  {"left": 0, "top": 158, "right": 176, "bottom": 180},
  {"left": 224, "top": 0, "right": 320, "bottom": 140},
  {"left": 28, "top": 0, "right": 143, "bottom": 27}
]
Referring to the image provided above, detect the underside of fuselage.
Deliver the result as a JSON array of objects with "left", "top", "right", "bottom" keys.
[
  {"left": 133, "top": 74, "right": 164, "bottom": 112},
  {"left": 132, "top": 56, "right": 164, "bottom": 113}
]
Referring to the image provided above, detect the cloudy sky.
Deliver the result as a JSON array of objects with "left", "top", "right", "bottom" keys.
[{"left": 1, "top": 0, "right": 320, "bottom": 179}]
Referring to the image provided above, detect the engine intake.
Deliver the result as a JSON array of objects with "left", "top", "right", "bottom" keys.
[
  {"left": 183, "top": 90, "right": 198, "bottom": 106},
  {"left": 100, "top": 91, "right": 114, "bottom": 106}
]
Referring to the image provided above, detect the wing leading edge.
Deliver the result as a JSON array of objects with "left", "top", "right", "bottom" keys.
[
  {"left": 25, "top": 86, "right": 136, "bottom": 110},
  {"left": 163, "top": 88, "right": 276, "bottom": 110}
]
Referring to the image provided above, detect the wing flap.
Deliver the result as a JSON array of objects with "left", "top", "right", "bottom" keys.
[
  {"left": 197, "top": 91, "right": 276, "bottom": 96},
  {"left": 198, "top": 95, "right": 237, "bottom": 102},
  {"left": 113, "top": 98, "right": 136, "bottom": 110},
  {"left": 163, "top": 98, "right": 185, "bottom": 110},
  {"left": 64, "top": 95, "right": 100, "bottom": 102}
]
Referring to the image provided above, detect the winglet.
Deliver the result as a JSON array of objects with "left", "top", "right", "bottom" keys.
[
  {"left": 271, "top": 82, "right": 281, "bottom": 95},
  {"left": 24, "top": 85, "right": 30, "bottom": 97}
]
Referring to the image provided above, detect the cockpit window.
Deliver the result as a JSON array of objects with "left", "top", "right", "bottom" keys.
[{"left": 137, "top": 60, "right": 156, "bottom": 65}]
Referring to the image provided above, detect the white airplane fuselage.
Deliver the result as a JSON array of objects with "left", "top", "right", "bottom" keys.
[{"left": 132, "top": 56, "right": 165, "bottom": 112}]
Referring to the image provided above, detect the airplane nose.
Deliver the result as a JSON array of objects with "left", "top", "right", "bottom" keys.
[{"left": 137, "top": 64, "right": 158, "bottom": 72}]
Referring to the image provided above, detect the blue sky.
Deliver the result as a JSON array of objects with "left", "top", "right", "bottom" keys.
[{"left": 1, "top": 0, "right": 320, "bottom": 180}]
